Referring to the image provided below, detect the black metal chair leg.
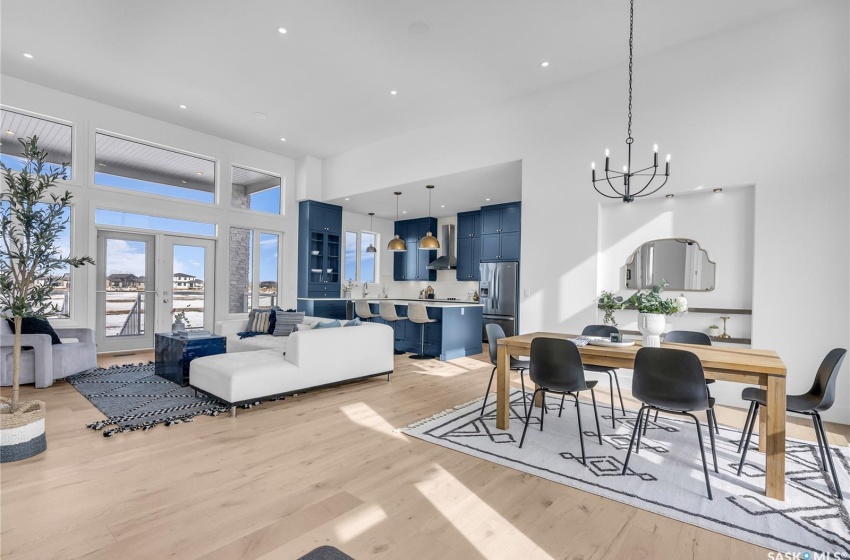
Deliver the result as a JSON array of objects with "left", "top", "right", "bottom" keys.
[
  {"left": 518, "top": 388, "right": 540, "bottom": 448},
  {"left": 811, "top": 413, "right": 828, "bottom": 471},
  {"left": 613, "top": 370, "right": 625, "bottom": 415},
  {"left": 574, "top": 394, "right": 586, "bottom": 465},
  {"left": 622, "top": 407, "right": 646, "bottom": 474},
  {"left": 480, "top": 366, "right": 496, "bottom": 416},
  {"left": 607, "top": 372, "right": 616, "bottom": 428},
  {"left": 707, "top": 408, "right": 718, "bottom": 473},
  {"left": 590, "top": 388, "right": 602, "bottom": 445},
  {"left": 539, "top": 390, "right": 546, "bottom": 431},
  {"left": 737, "top": 403, "right": 759, "bottom": 476},
  {"left": 519, "top": 369, "right": 528, "bottom": 422},
  {"left": 815, "top": 413, "right": 843, "bottom": 499},
  {"left": 643, "top": 409, "right": 652, "bottom": 436},
  {"left": 688, "top": 413, "right": 713, "bottom": 500},
  {"left": 558, "top": 393, "right": 565, "bottom": 417},
  {"left": 636, "top": 407, "right": 648, "bottom": 454},
  {"left": 738, "top": 401, "right": 756, "bottom": 453},
  {"left": 653, "top": 409, "right": 659, "bottom": 423}
]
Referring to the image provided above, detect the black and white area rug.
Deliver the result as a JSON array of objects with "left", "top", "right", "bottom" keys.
[
  {"left": 67, "top": 363, "right": 228, "bottom": 437},
  {"left": 401, "top": 390, "right": 850, "bottom": 555}
]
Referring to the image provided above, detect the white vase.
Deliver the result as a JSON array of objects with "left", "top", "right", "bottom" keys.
[
  {"left": 708, "top": 327, "right": 720, "bottom": 338},
  {"left": 638, "top": 313, "right": 665, "bottom": 347}
]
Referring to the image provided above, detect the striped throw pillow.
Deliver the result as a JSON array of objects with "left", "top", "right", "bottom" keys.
[
  {"left": 273, "top": 312, "right": 305, "bottom": 337},
  {"left": 246, "top": 309, "right": 272, "bottom": 333}
]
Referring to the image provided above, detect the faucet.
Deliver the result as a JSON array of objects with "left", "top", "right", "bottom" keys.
[{"left": 363, "top": 282, "right": 370, "bottom": 297}]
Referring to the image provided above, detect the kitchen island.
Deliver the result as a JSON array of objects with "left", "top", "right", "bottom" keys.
[{"left": 355, "top": 299, "right": 483, "bottom": 360}]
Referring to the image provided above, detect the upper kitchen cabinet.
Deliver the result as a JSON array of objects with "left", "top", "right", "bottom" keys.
[
  {"left": 480, "top": 202, "right": 521, "bottom": 262},
  {"left": 393, "top": 217, "right": 438, "bottom": 281},
  {"left": 481, "top": 202, "right": 521, "bottom": 235},
  {"left": 298, "top": 200, "right": 343, "bottom": 298},
  {"left": 456, "top": 210, "right": 482, "bottom": 281}
]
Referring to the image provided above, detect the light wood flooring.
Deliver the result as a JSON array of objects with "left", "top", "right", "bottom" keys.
[{"left": 1, "top": 348, "right": 848, "bottom": 560}]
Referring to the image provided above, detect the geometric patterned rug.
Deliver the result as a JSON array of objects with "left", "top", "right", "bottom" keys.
[
  {"left": 66, "top": 363, "right": 228, "bottom": 437},
  {"left": 401, "top": 389, "right": 850, "bottom": 555}
]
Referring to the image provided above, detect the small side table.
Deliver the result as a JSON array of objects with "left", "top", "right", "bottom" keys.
[{"left": 155, "top": 333, "right": 226, "bottom": 386}]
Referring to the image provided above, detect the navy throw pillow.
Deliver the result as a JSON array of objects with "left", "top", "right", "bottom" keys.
[
  {"left": 7, "top": 317, "right": 62, "bottom": 345},
  {"left": 268, "top": 309, "right": 277, "bottom": 334}
]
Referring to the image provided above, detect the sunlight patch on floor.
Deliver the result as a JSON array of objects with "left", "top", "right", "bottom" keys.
[
  {"left": 415, "top": 464, "right": 555, "bottom": 560},
  {"left": 333, "top": 503, "right": 388, "bottom": 543},
  {"left": 340, "top": 402, "right": 408, "bottom": 442}
]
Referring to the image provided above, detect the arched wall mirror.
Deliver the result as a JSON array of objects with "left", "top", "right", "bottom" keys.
[{"left": 625, "top": 238, "right": 716, "bottom": 291}]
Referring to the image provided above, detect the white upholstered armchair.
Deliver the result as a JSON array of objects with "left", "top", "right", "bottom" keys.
[{"left": 0, "top": 321, "right": 97, "bottom": 388}]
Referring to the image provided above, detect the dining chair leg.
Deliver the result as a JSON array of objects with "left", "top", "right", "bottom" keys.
[
  {"left": 653, "top": 409, "right": 659, "bottom": 423},
  {"left": 480, "top": 366, "right": 496, "bottom": 416},
  {"left": 519, "top": 369, "right": 528, "bottom": 422},
  {"left": 621, "top": 406, "right": 646, "bottom": 474},
  {"left": 707, "top": 408, "right": 719, "bottom": 473},
  {"left": 573, "top": 394, "right": 586, "bottom": 466},
  {"left": 558, "top": 393, "right": 566, "bottom": 418},
  {"left": 738, "top": 401, "right": 756, "bottom": 453},
  {"left": 519, "top": 388, "right": 541, "bottom": 448},
  {"left": 811, "top": 413, "right": 828, "bottom": 472},
  {"left": 814, "top": 413, "right": 843, "bottom": 499},
  {"left": 636, "top": 407, "right": 648, "bottom": 454},
  {"left": 643, "top": 409, "right": 652, "bottom": 437},
  {"left": 687, "top": 412, "right": 713, "bottom": 500},
  {"left": 539, "top": 390, "right": 546, "bottom": 432},
  {"left": 590, "top": 389, "right": 602, "bottom": 445},
  {"left": 607, "top": 372, "right": 616, "bottom": 428},
  {"left": 613, "top": 371, "right": 625, "bottom": 415},
  {"left": 737, "top": 403, "right": 759, "bottom": 476}
]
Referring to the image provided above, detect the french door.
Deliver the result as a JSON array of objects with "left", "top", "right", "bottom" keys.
[{"left": 96, "top": 231, "right": 215, "bottom": 353}]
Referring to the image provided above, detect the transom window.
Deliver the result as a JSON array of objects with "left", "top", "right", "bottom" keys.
[
  {"left": 231, "top": 166, "right": 282, "bottom": 214},
  {"left": 1, "top": 108, "right": 73, "bottom": 178},
  {"left": 94, "top": 132, "right": 216, "bottom": 203}
]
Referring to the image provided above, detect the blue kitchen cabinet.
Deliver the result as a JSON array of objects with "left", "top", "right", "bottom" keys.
[
  {"left": 298, "top": 201, "right": 343, "bottom": 298},
  {"left": 456, "top": 211, "right": 482, "bottom": 281},
  {"left": 480, "top": 202, "right": 521, "bottom": 262},
  {"left": 392, "top": 217, "right": 437, "bottom": 281}
]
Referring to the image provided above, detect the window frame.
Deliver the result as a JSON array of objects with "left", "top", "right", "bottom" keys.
[
  {"left": 344, "top": 229, "right": 379, "bottom": 284},
  {"left": 227, "top": 227, "right": 284, "bottom": 315},
  {"left": 0, "top": 105, "right": 75, "bottom": 184},
  {"left": 229, "top": 163, "right": 284, "bottom": 217}
]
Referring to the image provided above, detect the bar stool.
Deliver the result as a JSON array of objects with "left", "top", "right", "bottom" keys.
[
  {"left": 407, "top": 302, "right": 437, "bottom": 360},
  {"left": 379, "top": 301, "right": 407, "bottom": 355},
  {"left": 354, "top": 300, "right": 375, "bottom": 322}
]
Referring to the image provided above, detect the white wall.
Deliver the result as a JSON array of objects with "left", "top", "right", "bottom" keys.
[
  {"left": 1, "top": 75, "right": 298, "bottom": 332},
  {"left": 322, "top": 3, "right": 850, "bottom": 422}
]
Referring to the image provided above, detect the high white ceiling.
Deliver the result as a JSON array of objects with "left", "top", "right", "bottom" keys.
[
  {"left": 1, "top": 0, "right": 808, "bottom": 160},
  {"left": 328, "top": 160, "right": 522, "bottom": 220}
]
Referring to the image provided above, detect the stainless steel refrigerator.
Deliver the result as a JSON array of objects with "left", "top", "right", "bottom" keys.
[{"left": 479, "top": 261, "right": 519, "bottom": 341}]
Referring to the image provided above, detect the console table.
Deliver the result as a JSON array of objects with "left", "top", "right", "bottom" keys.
[{"left": 155, "top": 333, "right": 226, "bottom": 386}]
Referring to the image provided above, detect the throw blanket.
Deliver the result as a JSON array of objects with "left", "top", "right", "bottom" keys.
[{"left": 237, "top": 331, "right": 271, "bottom": 340}]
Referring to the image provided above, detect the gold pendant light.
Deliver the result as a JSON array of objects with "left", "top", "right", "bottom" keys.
[
  {"left": 366, "top": 212, "right": 377, "bottom": 253},
  {"left": 419, "top": 185, "right": 440, "bottom": 250},
  {"left": 386, "top": 192, "right": 407, "bottom": 251}
]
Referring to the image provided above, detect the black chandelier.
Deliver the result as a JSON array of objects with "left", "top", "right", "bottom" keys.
[{"left": 591, "top": 0, "right": 670, "bottom": 203}]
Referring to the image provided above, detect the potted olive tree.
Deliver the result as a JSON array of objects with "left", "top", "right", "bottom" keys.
[{"left": 1, "top": 136, "right": 94, "bottom": 462}]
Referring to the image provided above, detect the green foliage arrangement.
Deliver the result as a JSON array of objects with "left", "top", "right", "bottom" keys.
[
  {"left": 1, "top": 137, "right": 94, "bottom": 412},
  {"left": 623, "top": 280, "right": 688, "bottom": 316},
  {"left": 596, "top": 290, "right": 624, "bottom": 326}
]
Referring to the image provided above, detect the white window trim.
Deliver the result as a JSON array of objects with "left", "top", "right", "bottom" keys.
[
  {"left": 344, "top": 230, "right": 379, "bottom": 283},
  {"left": 229, "top": 163, "right": 285, "bottom": 217}
]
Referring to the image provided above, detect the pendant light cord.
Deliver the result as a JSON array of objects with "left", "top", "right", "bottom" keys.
[{"left": 627, "top": 0, "right": 634, "bottom": 144}]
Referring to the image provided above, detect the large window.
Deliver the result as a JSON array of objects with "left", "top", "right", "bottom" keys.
[
  {"left": 231, "top": 166, "right": 282, "bottom": 214},
  {"left": 1, "top": 108, "right": 73, "bottom": 178},
  {"left": 229, "top": 228, "right": 281, "bottom": 313},
  {"left": 95, "top": 209, "right": 215, "bottom": 236},
  {"left": 94, "top": 132, "right": 215, "bottom": 203},
  {"left": 344, "top": 231, "right": 377, "bottom": 283}
]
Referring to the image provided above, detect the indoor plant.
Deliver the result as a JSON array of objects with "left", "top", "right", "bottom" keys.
[
  {"left": 624, "top": 280, "right": 687, "bottom": 347},
  {"left": 596, "top": 290, "right": 624, "bottom": 326},
  {"left": 1, "top": 136, "right": 94, "bottom": 461},
  {"left": 172, "top": 307, "right": 191, "bottom": 332},
  {"left": 708, "top": 324, "right": 721, "bottom": 337}
]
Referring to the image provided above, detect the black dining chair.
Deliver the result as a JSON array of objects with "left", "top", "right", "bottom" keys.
[
  {"left": 622, "top": 347, "right": 717, "bottom": 500},
  {"left": 582, "top": 325, "right": 626, "bottom": 427},
  {"left": 518, "top": 338, "right": 602, "bottom": 466},
  {"left": 481, "top": 323, "right": 530, "bottom": 420},
  {"left": 654, "top": 330, "right": 719, "bottom": 435},
  {"left": 737, "top": 348, "right": 847, "bottom": 498}
]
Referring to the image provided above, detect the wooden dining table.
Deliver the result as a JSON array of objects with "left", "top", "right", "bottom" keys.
[{"left": 496, "top": 332, "right": 788, "bottom": 500}]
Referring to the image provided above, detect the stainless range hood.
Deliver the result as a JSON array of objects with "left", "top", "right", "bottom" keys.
[{"left": 427, "top": 224, "right": 457, "bottom": 270}]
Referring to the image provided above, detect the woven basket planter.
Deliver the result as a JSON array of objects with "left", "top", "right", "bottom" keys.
[{"left": 1, "top": 397, "right": 46, "bottom": 463}]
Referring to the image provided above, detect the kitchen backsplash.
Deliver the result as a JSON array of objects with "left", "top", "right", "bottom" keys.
[{"left": 356, "top": 270, "right": 479, "bottom": 300}]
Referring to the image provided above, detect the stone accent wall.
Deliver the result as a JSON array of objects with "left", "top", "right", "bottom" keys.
[
  {"left": 231, "top": 184, "right": 250, "bottom": 209},
  {"left": 229, "top": 227, "right": 251, "bottom": 313}
]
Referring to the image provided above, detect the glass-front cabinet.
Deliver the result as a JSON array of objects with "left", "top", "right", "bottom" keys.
[{"left": 298, "top": 201, "right": 343, "bottom": 298}]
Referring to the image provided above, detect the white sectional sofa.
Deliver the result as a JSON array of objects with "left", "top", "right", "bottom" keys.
[
  {"left": 214, "top": 316, "right": 325, "bottom": 353},
  {"left": 190, "top": 318, "right": 394, "bottom": 415}
]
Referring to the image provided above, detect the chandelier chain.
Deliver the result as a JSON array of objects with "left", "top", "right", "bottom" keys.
[{"left": 626, "top": 0, "right": 635, "bottom": 144}]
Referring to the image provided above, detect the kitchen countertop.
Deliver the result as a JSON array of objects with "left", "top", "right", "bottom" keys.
[{"left": 297, "top": 297, "right": 482, "bottom": 307}]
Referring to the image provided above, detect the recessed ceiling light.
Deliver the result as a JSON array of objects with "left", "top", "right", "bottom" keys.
[
  {"left": 665, "top": 194, "right": 674, "bottom": 198},
  {"left": 485, "top": 198, "right": 491, "bottom": 201},
  {"left": 179, "top": 104, "right": 187, "bottom": 109},
  {"left": 540, "top": 61, "right": 550, "bottom": 67},
  {"left": 277, "top": 27, "right": 287, "bottom": 34},
  {"left": 402, "top": 211, "right": 407, "bottom": 214},
  {"left": 98, "top": 163, "right": 107, "bottom": 167},
  {"left": 196, "top": 171, "right": 203, "bottom": 176},
  {"left": 5, "top": 130, "right": 15, "bottom": 135},
  {"left": 713, "top": 188, "right": 723, "bottom": 193},
  {"left": 440, "top": 205, "right": 445, "bottom": 208},
  {"left": 280, "top": 137, "right": 286, "bottom": 142},
  {"left": 182, "top": 180, "right": 187, "bottom": 184},
  {"left": 345, "top": 198, "right": 350, "bottom": 201},
  {"left": 390, "top": 90, "right": 398, "bottom": 96},
  {"left": 22, "top": 53, "right": 33, "bottom": 59}
]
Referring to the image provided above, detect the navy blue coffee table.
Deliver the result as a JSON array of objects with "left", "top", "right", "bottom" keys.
[{"left": 154, "top": 333, "right": 226, "bottom": 386}]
